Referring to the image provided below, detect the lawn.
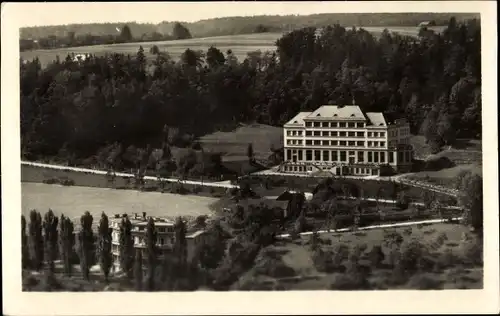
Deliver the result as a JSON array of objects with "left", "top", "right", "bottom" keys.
[
  {"left": 235, "top": 223, "right": 483, "bottom": 290},
  {"left": 20, "top": 33, "right": 283, "bottom": 68},
  {"left": 198, "top": 123, "right": 283, "bottom": 161},
  {"left": 22, "top": 182, "right": 217, "bottom": 230},
  {"left": 405, "top": 164, "right": 482, "bottom": 188}
]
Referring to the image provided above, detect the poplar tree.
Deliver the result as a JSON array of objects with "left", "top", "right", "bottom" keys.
[
  {"left": 145, "top": 217, "right": 158, "bottom": 291},
  {"left": 21, "top": 215, "right": 30, "bottom": 269},
  {"left": 78, "top": 211, "right": 94, "bottom": 281},
  {"left": 29, "top": 210, "right": 44, "bottom": 271},
  {"left": 98, "top": 212, "right": 112, "bottom": 282},
  {"left": 119, "top": 215, "right": 134, "bottom": 278},
  {"left": 134, "top": 248, "right": 143, "bottom": 291},
  {"left": 43, "top": 209, "right": 59, "bottom": 272},
  {"left": 59, "top": 214, "right": 75, "bottom": 276}
]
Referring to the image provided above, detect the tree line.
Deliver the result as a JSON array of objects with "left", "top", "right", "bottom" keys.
[
  {"left": 21, "top": 13, "right": 478, "bottom": 41},
  {"left": 21, "top": 18, "right": 481, "bottom": 172},
  {"left": 20, "top": 22, "right": 193, "bottom": 51}
]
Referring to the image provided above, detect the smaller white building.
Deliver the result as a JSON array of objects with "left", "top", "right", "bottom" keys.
[{"left": 109, "top": 213, "right": 206, "bottom": 271}]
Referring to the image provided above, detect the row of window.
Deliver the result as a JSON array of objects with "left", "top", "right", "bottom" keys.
[
  {"left": 287, "top": 149, "right": 390, "bottom": 164},
  {"left": 282, "top": 164, "right": 380, "bottom": 176},
  {"left": 304, "top": 121, "right": 365, "bottom": 128},
  {"left": 287, "top": 130, "right": 388, "bottom": 138},
  {"left": 286, "top": 139, "right": 387, "bottom": 147}
]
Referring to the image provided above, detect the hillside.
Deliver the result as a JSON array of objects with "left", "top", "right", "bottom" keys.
[{"left": 20, "top": 13, "right": 479, "bottom": 39}]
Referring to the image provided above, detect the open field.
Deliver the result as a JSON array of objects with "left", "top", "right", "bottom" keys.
[
  {"left": 20, "top": 26, "right": 446, "bottom": 68},
  {"left": 404, "top": 164, "right": 482, "bottom": 188},
  {"left": 199, "top": 123, "right": 283, "bottom": 161},
  {"left": 235, "top": 223, "right": 482, "bottom": 290},
  {"left": 22, "top": 182, "right": 217, "bottom": 229}
]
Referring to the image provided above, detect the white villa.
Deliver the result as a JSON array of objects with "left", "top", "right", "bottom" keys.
[
  {"left": 281, "top": 105, "right": 414, "bottom": 176},
  {"left": 109, "top": 213, "right": 206, "bottom": 271}
]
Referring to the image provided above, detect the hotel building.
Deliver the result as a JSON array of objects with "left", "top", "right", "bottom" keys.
[
  {"left": 281, "top": 105, "right": 413, "bottom": 176},
  {"left": 109, "top": 213, "right": 206, "bottom": 271}
]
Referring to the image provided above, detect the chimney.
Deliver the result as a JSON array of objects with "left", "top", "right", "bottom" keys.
[{"left": 142, "top": 212, "right": 147, "bottom": 219}]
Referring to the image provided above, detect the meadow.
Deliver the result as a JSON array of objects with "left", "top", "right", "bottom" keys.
[{"left": 20, "top": 26, "right": 446, "bottom": 68}]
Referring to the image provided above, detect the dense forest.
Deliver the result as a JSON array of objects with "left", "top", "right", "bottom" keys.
[
  {"left": 20, "top": 13, "right": 479, "bottom": 50},
  {"left": 20, "top": 18, "right": 481, "bottom": 170}
]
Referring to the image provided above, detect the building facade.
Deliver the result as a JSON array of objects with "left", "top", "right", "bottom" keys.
[
  {"left": 110, "top": 213, "right": 206, "bottom": 271},
  {"left": 281, "top": 105, "right": 413, "bottom": 176}
]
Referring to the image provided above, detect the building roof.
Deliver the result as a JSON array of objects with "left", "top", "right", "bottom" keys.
[
  {"left": 365, "top": 112, "right": 387, "bottom": 127},
  {"left": 110, "top": 214, "right": 175, "bottom": 227},
  {"left": 285, "top": 111, "right": 312, "bottom": 126},
  {"left": 307, "top": 105, "right": 366, "bottom": 120}
]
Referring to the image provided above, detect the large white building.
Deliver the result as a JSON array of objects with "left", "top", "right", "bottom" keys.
[
  {"left": 281, "top": 105, "right": 413, "bottom": 176},
  {"left": 109, "top": 213, "right": 206, "bottom": 271}
]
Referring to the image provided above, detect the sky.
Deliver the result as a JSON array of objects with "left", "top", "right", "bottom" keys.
[{"left": 7, "top": 2, "right": 481, "bottom": 28}]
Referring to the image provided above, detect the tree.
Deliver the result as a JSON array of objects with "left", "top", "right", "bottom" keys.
[
  {"left": 134, "top": 248, "right": 143, "bottom": 291},
  {"left": 173, "top": 217, "right": 187, "bottom": 273},
  {"left": 29, "top": 210, "right": 44, "bottom": 271},
  {"left": 98, "top": 212, "right": 112, "bottom": 282},
  {"left": 43, "top": 210, "right": 59, "bottom": 272},
  {"left": 247, "top": 143, "right": 254, "bottom": 163},
  {"left": 150, "top": 45, "right": 160, "bottom": 55},
  {"left": 206, "top": 46, "right": 226, "bottom": 68},
  {"left": 59, "top": 214, "right": 75, "bottom": 276},
  {"left": 459, "top": 173, "right": 483, "bottom": 233},
  {"left": 145, "top": 217, "right": 158, "bottom": 291},
  {"left": 21, "top": 215, "right": 30, "bottom": 269},
  {"left": 173, "top": 22, "right": 192, "bottom": 40},
  {"left": 120, "top": 25, "right": 133, "bottom": 42},
  {"left": 78, "top": 211, "right": 94, "bottom": 281},
  {"left": 119, "top": 215, "right": 134, "bottom": 278}
]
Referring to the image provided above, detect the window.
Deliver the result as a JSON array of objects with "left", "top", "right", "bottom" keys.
[
  {"left": 368, "top": 152, "right": 373, "bottom": 163},
  {"left": 389, "top": 152, "right": 394, "bottom": 163},
  {"left": 339, "top": 122, "right": 346, "bottom": 128},
  {"left": 380, "top": 142, "right": 385, "bottom": 147},
  {"left": 298, "top": 140, "right": 303, "bottom": 145},
  {"left": 374, "top": 152, "right": 379, "bottom": 163},
  {"left": 287, "top": 150, "right": 291, "bottom": 160},
  {"left": 340, "top": 141, "right": 347, "bottom": 146},
  {"left": 357, "top": 123, "right": 364, "bottom": 128},
  {"left": 331, "top": 140, "right": 338, "bottom": 146},
  {"left": 323, "top": 150, "right": 329, "bottom": 161},
  {"left": 368, "top": 132, "right": 372, "bottom": 137},
  {"left": 322, "top": 131, "right": 329, "bottom": 137},
  {"left": 339, "top": 131, "right": 346, "bottom": 137},
  {"left": 373, "top": 141, "right": 378, "bottom": 147},
  {"left": 314, "top": 131, "right": 321, "bottom": 136},
  {"left": 306, "top": 131, "right": 312, "bottom": 136},
  {"left": 374, "top": 132, "right": 378, "bottom": 137},
  {"left": 380, "top": 152, "right": 385, "bottom": 163},
  {"left": 348, "top": 141, "right": 355, "bottom": 146},
  {"left": 306, "top": 122, "right": 312, "bottom": 127},
  {"left": 357, "top": 141, "right": 364, "bottom": 146},
  {"left": 331, "top": 131, "right": 338, "bottom": 137},
  {"left": 322, "top": 140, "right": 329, "bottom": 146},
  {"left": 349, "top": 151, "right": 355, "bottom": 155},
  {"left": 332, "top": 151, "right": 338, "bottom": 161},
  {"left": 357, "top": 132, "right": 364, "bottom": 137},
  {"left": 368, "top": 141, "right": 372, "bottom": 147},
  {"left": 314, "top": 150, "right": 321, "bottom": 161},
  {"left": 380, "top": 132, "right": 385, "bottom": 137},
  {"left": 298, "top": 150, "right": 303, "bottom": 161},
  {"left": 306, "top": 140, "right": 312, "bottom": 145},
  {"left": 314, "top": 122, "right": 320, "bottom": 127},
  {"left": 322, "top": 122, "right": 329, "bottom": 128},
  {"left": 287, "top": 131, "right": 291, "bottom": 136},
  {"left": 340, "top": 151, "right": 346, "bottom": 162},
  {"left": 348, "top": 132, "right": 355, "bottom": 137},
  {"left": 331, "top": 122, "right": 338, "bottom": 128},
  {"left": 358, "top": 151, "right": 364, "bottom": 162},
  {"left": 348, "top": 122, "right": 355, "bottom": 128},
  {"left": 306, "top": 150, "right": 312, "bottom": 161},
  {"left": 314, "top": 140, "right": 321, "bottom": 146}
]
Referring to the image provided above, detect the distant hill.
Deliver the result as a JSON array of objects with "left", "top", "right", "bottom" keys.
[{"left": 20, "top": 13, "right": 480, "bottom": 39}]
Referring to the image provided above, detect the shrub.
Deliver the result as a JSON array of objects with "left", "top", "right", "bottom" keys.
[
  {"left": 312, "top": 248, "right": 335, "bottom": 273},
  {"left": 458, "top": 239, "right": 483, "bottom": 266},
  {"left": 368, "top": 245, "right": 385, "bottom": 268},
  {"left": 423, "top": 156, "right": 455, "bottom": 171},
  {"left": 406, "top": 273, "right": 442, "bottom": 290},
  {"left": 254, "top": 257, "right": 296, "bottom": 278},
  {"left": 149, "top": 45, "right": 160, "bottom": 55}
]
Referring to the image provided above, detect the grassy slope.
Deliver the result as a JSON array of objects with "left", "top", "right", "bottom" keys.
[
  {"left": 21, "top": 26, "right": 446, "bottom": 68},
  {"left": 236, "top": 223, "right": 482, "bottom": 290}
]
